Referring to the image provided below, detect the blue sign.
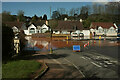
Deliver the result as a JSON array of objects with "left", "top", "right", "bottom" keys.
[{"left": 73, "top": 45, "right": 80, "bottom": 51}]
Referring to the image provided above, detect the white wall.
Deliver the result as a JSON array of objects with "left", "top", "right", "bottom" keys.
[
  {"left": 12, "top": 26, "right": 19, "bottom": 33},
  {"left": 81, "top": 30, "right": 90, "bottom": 36},
  {"left": 24, "top": 30, "right": 30, "bottom": 35},
  {"left": 106, "top": 27, "right": 117, "bottom": 36},
  {"left": 41, "top": 24, "right": 49, "bottom": 33},
  {"left": 61, "top": 30, "right": 70, "bottom": 34}
]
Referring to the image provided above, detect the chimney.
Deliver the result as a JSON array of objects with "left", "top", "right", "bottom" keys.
[
  {"left": 80, "top": 19, "right": 82, "bottom": 22},
  {"left": 64, "top": 17, "right": 67, "bottom": 21},
  {"left": 46, "top": 20, "right": 48, "bottom": 25}
]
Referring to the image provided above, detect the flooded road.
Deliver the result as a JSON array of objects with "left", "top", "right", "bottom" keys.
[
  {"left": 24, "top": 36, "right": 120, "bottom": 60},
  {"left": 24, "top": 36, "right": 120, "bottom": 78}
]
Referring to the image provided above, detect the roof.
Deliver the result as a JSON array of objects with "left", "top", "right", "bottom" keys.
[
  {"left": 54, "top": 21, "right": 83, "bottom": 31},
  {"left": 3, "top": 21, "right": 24, "bottom": 29},
  {"left": 90, "top": 22, "right": 116, "bottom": 29},
  {"left": 34, "top": 20, "right": 46, "bottom": 26}
]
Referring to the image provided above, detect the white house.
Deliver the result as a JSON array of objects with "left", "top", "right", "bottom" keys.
[
  {"left": 12, "top": 26, "right": 19, "bottom": 33},
  {"left": 90, "top": 22, "right": 118, "bottom": 36},
  {"left": 41, "top": 24, "right": 49, "bottom": 33},
  {"left": 24, "top": 24, "right": 37, "bottom": 35},
  {"left": 24, "top": 21, "right": 50, "bottom": 35}
]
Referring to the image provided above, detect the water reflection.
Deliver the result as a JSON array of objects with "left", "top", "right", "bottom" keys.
[
  {"left": 25, "top": 36, "right": 85, "bottom": 51},
  {"left": 24, "top": 36, "right": 119, "bottom": 52}
]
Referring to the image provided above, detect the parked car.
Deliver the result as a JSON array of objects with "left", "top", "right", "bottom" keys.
[
  {"left": 79, "top": 33, "right": 84, "bottom": 37},
  {"left": 71, "top": 32, "right": 78, "bottom": 37}
]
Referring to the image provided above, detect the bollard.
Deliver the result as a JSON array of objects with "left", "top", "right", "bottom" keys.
[
  {"left": 66, "top": 41, "right": 68, "bottom": 44},
  {"left": 67, "top": 36, "right": 69, "bottom": 40},
  {"left": 99, "top": 36, "right": 101, "bottom": 39},
  {"left": 50, "top": 48, "right": 53, "bottom": 54}
]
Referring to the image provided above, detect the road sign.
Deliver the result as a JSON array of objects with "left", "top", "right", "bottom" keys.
[{"left": 73, "top": 45, "right": 80, "bottom": 52}]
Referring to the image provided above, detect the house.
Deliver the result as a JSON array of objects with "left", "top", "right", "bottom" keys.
[
  {"left": 24, "top": 20, "right": 50, "bottom": 35},
  {"left": 53, "top": 21, "right": 83, "bottom": 34},
  {"left": 81, "top": 28, "right": 90, "bottom": 36},
  {"left": 90, "top": 22, "right": 118, "bottom": 36},
  {"left": 3, "top": 21, "right": 25, "bottom": 33}
]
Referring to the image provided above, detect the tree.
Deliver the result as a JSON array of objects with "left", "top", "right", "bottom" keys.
[
  {"left": 17, "top": 10, "right": 26, "bottom": 22},
  {"left": 2, "top": 11, "right": 16, "bottom": 22},
  {"left": 43, "top": 14, "right": 47, "bottom": 20},
  {"left": 69, "top": 8, "right": 75, "bottom": 16},
  {"left": 48, "top": 20, "right": 58, "bottom": 29},
  {"left": 31, "top": 14, "right": 38, "bottom": 22},
  {"left": 2, "top": 23, "right": 14, "bottom": 62},
  {"left": 51, "top": 11, "right": 60, "bottom": 19},
  {"left": 80, "top": 6, "right": 89, "bottom": 20},
  {"left": 57, "top": 8, "right": 66, "bottom": 15},
  {"left": 39, "top": 16, "right": 42, "bottom": 20}
]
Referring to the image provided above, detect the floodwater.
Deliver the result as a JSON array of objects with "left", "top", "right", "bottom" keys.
[{"left": 24, "top": 36, "right": 120, "bottom": 52}]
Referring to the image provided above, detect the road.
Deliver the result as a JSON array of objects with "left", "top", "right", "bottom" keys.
[
  {"left": 25, "top": 38, "right": 120, "bottom": 79},
  {"left": 38, "top": 46, "right": 119, "bottom": 79}
]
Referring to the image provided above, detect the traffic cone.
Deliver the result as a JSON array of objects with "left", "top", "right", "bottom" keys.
[{"left": 88, "top": 41, "right": 89, "bottom": 46}]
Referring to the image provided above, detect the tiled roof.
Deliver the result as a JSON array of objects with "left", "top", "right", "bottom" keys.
[
  {"left": 34, "top": 20, "right": 46, "bottom": 26},
  {"left": 90, "top": 22, "right": 116, "bottom": 29},
  {"left": 54, "top": 21, "right": 83, "bottom": 31}
]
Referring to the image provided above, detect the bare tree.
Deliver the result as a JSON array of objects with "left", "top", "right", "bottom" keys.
[{"left": 69, "top": 8, "right": 75, "bottom": 16}]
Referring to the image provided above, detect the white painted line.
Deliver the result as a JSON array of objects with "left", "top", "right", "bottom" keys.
[
  {"left": 91, "top": 62, "right": 102, "bottom": 68},
  {"left": 64, "top": 58, "right": 85, "bottom": 78},
  {"left": 81, "top": 57, "right": 87, "bottom": 60}
]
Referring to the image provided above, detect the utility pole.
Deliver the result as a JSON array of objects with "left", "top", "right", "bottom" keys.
[{"left": 50, "top": 6, "right": 51, "bottom": 18}]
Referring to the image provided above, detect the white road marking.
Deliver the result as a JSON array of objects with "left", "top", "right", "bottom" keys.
[
  {"left": 64, "top": 58, "right": 85, "bottom": 78},
  {"left": 91, "top": 62, "right": 102, "bottom": 68},
  {"left": 81, "top": 57, "right": 87, "bottom": 60}
]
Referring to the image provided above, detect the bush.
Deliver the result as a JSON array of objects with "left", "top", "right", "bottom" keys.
[{"left": 2, "top": 24, "right": 14, "bottom": 62}]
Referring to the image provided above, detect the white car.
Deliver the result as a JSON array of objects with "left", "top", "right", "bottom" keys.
[{"left": 71, "top": 32, "right": 78, "bottom": 37}]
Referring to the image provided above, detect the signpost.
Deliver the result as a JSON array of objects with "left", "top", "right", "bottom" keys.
[{"left": 73, "top": 45, "right": 80, "bottom": 52}]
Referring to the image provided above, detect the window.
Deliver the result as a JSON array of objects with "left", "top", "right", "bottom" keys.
[
  {"left": 96, "top": 26, "right": 99, "bottom": 30},
  {"left": 29, "top": 28, "right": 35, "bottom": 33}
]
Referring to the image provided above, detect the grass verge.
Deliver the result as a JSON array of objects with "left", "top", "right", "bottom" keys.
[{"left": 2, "top": 60, "right": 41, "bottom": 79}]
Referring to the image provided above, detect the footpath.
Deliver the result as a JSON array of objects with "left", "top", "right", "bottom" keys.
[{"left": 33, "top": 51, "right": 84, "bottom": 80}]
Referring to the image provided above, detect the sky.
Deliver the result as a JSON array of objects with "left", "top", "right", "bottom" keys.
[
  {"left": 2, "top": 0, "right": 120, "bottom": 19},
  {"left": 2, "top": 2, "right": 93, "bottom": 19}
]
